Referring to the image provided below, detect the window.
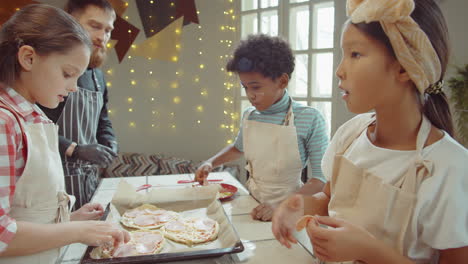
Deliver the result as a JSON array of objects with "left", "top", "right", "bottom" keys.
[{"left": 239, "top": 0, "right": 338, "bottom": 135}]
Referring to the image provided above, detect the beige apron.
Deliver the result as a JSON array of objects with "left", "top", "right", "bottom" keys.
[
  {"left": 0, "top": 101, "right": 73, "bottom": 264},
  {"left": 327, "top": 115, "right": 432, "bottom": 264},
  {"left": 243, "top": 102, "right": 304, "bottom": 205}
]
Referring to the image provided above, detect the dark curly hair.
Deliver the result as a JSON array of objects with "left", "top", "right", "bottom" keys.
[{"left": 226, "top": 34, "right": 295, "bottom": 80}]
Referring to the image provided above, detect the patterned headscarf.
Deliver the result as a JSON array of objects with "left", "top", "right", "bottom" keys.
[{"left": 347, "top": 0, "right": 441, "bottom": 94}]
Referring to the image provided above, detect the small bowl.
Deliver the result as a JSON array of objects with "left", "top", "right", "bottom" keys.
[{"left": 219, "top": 183, "right": 238, "bottom": 200}]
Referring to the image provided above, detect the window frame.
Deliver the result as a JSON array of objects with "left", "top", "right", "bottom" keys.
[{"left": 237, "top": 0, "right": 348, "bottom": 136}]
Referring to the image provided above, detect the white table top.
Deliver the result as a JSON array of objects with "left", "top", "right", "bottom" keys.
[{"left": 58, "top": 172, "right": 319, "bottom": 264}]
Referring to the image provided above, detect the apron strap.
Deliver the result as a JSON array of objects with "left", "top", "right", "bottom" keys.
[
  {"left": 242, "top": 108, "right": 256, "bottom": 127},
  {"left": 283, "top": 99, "right": 295, "bottom": 126},
  {"left": 395, "top": 115, "right": 433, "bottom": 192},
  {"left": 56, "top": 191, "right": 73, "bottom": 223},
  {"left": 337, "top": 113, "right": 376, "bottom": 155}
]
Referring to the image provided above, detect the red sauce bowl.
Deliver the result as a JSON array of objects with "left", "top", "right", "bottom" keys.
[{"left": 219, "top": 183, "right": 238, "bottom": 200}]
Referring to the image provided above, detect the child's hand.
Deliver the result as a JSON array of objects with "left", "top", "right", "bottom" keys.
[
  {"left": 75, "top": 221, "right": 130, "bottom": 248},
  {"left": 250, "top": 203, "right": 275, "bottom": 221},
  {"left": 271, "top": 194, "right": 304, "bottom": 248},
  {"left": 306, "top": 215, "right": 375, "bottom": 262},
  {"left": 70, "top": 203, "right": 104, "bottom": 221},
  {"left": 194, "top": 162, "right": 213, "bottom": 185}
]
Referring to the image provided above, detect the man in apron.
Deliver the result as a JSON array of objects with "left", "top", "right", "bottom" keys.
[{"left": 39, "top": 0, "right": 118, "bottom": 210}]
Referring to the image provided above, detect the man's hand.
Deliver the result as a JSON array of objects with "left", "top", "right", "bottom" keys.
[
  {"left": 105, "top": 141, "right": 119, "bottom": 154},
  {"left": 73, "top": 144, "right": 117, "bottom": 166}
]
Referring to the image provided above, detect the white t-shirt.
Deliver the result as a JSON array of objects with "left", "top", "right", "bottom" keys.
[{"left": 322, "top": 114, "right": 468, "bottom": 263}]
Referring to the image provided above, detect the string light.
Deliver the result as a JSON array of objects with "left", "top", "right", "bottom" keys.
[{"left": 100, "top": 0, "right": 238, "bottom": 140}]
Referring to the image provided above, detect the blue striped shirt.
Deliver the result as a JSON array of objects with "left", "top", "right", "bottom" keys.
[{"left": 234, "top": 90, "right": 329, "bottom": 182}]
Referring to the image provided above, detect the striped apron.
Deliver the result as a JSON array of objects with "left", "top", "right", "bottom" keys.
[{"left": 57, "top": 69, "right": 104, "bottom": 210}]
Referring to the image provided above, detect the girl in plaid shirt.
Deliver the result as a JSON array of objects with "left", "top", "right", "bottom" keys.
[{"left": 0, "top": 4, "right": 128, "bottom": 263}]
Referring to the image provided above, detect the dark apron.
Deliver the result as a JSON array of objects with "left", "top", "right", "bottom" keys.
[{"left": 58, "top": 69, "right": 104, "bottom": 210}]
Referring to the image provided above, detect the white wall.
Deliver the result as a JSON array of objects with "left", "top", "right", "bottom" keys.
[
  {"left": 102, "top": 0, "right": 239, "bottom": 163},
  {"left": 40, "top": 0, "right": 240, "bottom": 164},
  {"left": 440, "top": 0, "right": 468, "bottom": 77}
]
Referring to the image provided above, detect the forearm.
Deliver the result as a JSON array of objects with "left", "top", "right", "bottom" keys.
[
  {"left": 0, "top": 221, "right": 80, "bottom": 257},
  {"left": 206, "top": 144, "right": 243, "bottom": 167},
  {"left": 360, "top": 238, "right": 414, "bottom": 264},
  {"left": 296, "top": 178, "right": 325, "bottom": 196},
  {"left": 300, "top": 181, "right": 329, "bottom": 216},
  {"left": 302, "top": 191, "right": 329, "bottom": 216}
]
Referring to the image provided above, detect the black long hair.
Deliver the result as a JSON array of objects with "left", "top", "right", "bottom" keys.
[{"left": 353, "top": 0, "right": 454, "bottom": 137}]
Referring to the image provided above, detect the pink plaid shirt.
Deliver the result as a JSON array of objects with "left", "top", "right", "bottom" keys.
[{"left": 0, "top": 87, "right": 52, "bottom": 251}]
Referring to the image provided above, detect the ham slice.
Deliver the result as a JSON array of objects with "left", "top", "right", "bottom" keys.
[
  {"left": 133, "top": 233, "right": 163, "bottom": 254},
  {"left": 165, "top": 220, "right": 185, "bottom": 232},
  {"left": 135, "top": 242, "right": 157, "bottom": 254},
  {"left": 113, "top": 243, "right": 137, "bottom": 257},
  {"left": 113, "top": 232, "right": 164, "bottom": 257},
  {"left": 145, "top": 209, "right": 166, "bottom": 215},
  {"left": 134, "top": 215, "right": 157, "bottom": 226},
  {"left": 295, "top": 215, "right": 317, "bottom": 231},
  {"left": 194, "top": 218, "right": 215, "bottom": 231},
  {"left": 154, "top": 212, "right": 174, "bottom": 223},
  {"left": 138, "top": 233, "right": 163, "bottom": 244},
  {"left": 123, "top": 209, "right": 144, "bottom": 218}
]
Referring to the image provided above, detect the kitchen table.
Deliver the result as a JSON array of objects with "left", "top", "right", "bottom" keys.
[{"left": 57, "top": 172, "right": 320, "bottom": 264}]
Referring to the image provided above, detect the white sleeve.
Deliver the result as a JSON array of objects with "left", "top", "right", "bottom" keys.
[
  {"left": 321, "top": 134, "right": 338, "bottom": 182},
  {"left": 416, "top": 142, "right": 468, "bottom": 249},
  {"left": 321, "top": 113, "right": 372, "bottom": 181}
]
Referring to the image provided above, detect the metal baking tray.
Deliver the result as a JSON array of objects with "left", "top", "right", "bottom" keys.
[{"left": 80, "top": 199, "right": 244, "bottom": 263}]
